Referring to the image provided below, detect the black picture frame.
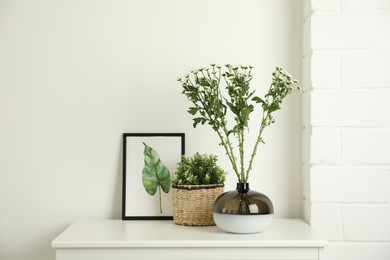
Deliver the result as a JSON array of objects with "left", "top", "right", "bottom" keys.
[{"left": 122, "top": 133, "right": 185, "bottom": 220}]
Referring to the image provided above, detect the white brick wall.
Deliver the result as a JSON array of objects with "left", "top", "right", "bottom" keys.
[
  {"left": 302, "top": 0, "right": 390, "bottom": 259},
  {"left": 311, "top": 204, "right": 342, "bottom": 240},
  {"left": 343, "top": 205, "right": 390, "bottom": 241},
  {"left": 311, "top": 14, "right": 388, "bottom": 49},
  {"left": 311, "top": 166, "right": 389, "bottom": 203},
  {"left": 342, "top": 129, "right": 390, "bottom": 164},
  {"left": 311, "top": 0, "right": 341, "bottom": 12},
  {"left": 310, "top": 128, "right": 341, "bottom": 164},
  {"left": 325, "top": 243, "right": 390, "bottom": 260},
  {"left": 311, "top": 90, "right": 387, "bottom": 126},
  {"left": 343, "top": 52, "right": 390, "bottom": 88},
  {"left": 343, "top": 0, "right": 390, "bottom": 11},
  {"left": 311, "top": 52, "right": 341, "bottom": 88}
]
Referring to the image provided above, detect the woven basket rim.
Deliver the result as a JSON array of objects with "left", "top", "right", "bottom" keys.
[{"left": 172, "top": 183, "right": 224, "bottom": 190}]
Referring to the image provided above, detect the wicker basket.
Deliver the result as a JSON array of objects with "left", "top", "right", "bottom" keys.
[{"left": 172, "top": 184, "right": 224, "bottom": 226}]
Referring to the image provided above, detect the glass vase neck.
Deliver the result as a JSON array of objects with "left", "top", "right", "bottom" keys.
[{"left": 236, "top": 183, "right": 250, "bottom": 193}]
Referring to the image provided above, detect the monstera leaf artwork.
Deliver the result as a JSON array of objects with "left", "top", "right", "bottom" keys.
[{"left": 142, "top": 142, "right": 171, "bottom": 213}]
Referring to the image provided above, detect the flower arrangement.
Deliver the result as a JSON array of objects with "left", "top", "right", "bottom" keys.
[
  {"left": 177, "top": 64, "right": 299, "bottom": 184},
  {"left": 172, "top": 153, "right": 226, "bottom": 185}
]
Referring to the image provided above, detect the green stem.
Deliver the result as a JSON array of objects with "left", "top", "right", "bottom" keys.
[
  {"left": 214, "top": 79, "right": 240, "bottom": 180},
  {"left": 245, "top": 110, "right": 269, "bottom": 182},
  {"left": 217, "top": 126, "right": 240, "bottom": 181},
  {"left": 158, "top": 186, "right": 162, "bottom": 214},
  {"left": 238, "top": 129, "right": 245, "bottom": 183}
]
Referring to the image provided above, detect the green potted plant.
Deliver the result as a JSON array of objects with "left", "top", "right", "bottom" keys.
[
  {"left": 177, "top": 64, "right": 299, "bottom": 233},
  {"left": 172, "top": 153, "right": 226, "bottom": 226}
]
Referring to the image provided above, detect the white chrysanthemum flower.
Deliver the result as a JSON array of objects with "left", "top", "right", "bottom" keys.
[
  {"left": 185, "top": 73, "right": 190, "bottom": 78},
  {"left": 210, "top": 63, "right": 216, "bottom": 67},
  {"left": 176, "top": 77, "right": 182, "bottom": 81},
  {"left": 191, "top": 69, "right": 199, "bottom": 74},
  {"left": 216, "top": 64, "right": 222, "bottom": 69}
]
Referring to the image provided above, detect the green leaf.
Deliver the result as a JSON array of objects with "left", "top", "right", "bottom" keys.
[
  {"left": 199, "top": 78, "right": 210, "bottom": 87},
  {"left": 188, "top": 107, "right": 199, "bottom": 115},
  {"left": 142, "top": 142, "right": 171, "bottom": 195},
  {"left": 252, "top": 96, "right": 264, "bottom": 104},
  {"left": 269, "top": 102, "right": 281, "bottom": 112},
  {"left": 193, "top": 117, "right": 203, "bottom": 128}
]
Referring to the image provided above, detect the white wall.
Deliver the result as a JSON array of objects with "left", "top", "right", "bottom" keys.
[
  {"left": 0, "top": 1, "right": 301, "bottom": 260},
  {"left": 302, "top": 0, "right": 390, "bottom": 259}
]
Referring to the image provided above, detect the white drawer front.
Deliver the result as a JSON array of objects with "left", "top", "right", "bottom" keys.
[{"left": 57, "top": 247, "right": 320, "bottom": 260}]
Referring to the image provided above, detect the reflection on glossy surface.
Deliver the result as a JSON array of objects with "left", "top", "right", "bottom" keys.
[{"left": 213, "top": 183, "right": 274, "bottom": 233}]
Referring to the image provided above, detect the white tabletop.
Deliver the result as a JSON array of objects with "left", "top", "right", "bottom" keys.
[{"left": 52, "top": 219, "right": 326, "bottom": 249}]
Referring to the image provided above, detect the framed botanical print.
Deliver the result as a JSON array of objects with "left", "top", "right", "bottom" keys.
[{"left": 122, "top": 133, "right": 185, "bottom": 220}]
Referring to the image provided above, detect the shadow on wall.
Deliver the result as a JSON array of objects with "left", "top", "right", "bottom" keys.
[{"left": 112, "top": 136, "right": 123, "bottom": 219}]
